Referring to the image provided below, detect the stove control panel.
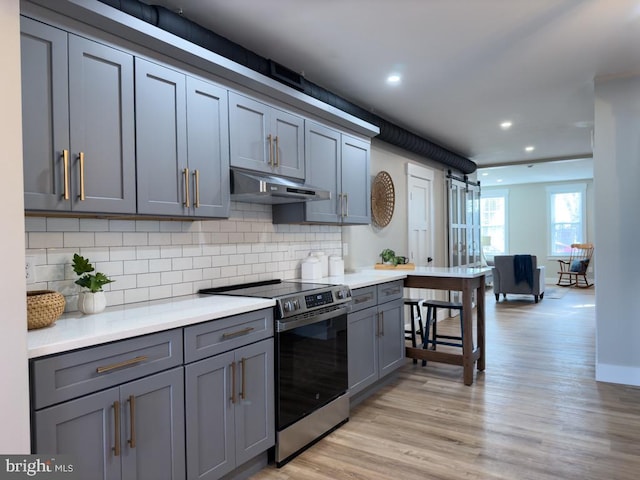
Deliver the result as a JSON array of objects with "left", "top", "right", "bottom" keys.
[{"left": 277, "top": 285, "right": 352, "bottom": 318}]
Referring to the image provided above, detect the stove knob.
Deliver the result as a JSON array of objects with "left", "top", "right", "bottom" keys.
[
  {"left": 293, "top": 299, "right": 300, "bottom": 310},
  {"left": 283, "top": 301, "right": 293, "bottom": 313},
  {"left": 337, "top": 289, "right": 349, "bottom": 299}
]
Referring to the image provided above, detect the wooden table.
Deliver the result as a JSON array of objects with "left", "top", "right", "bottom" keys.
[{"left": 403, "top": 266, "right": 491, "bottom": 385}]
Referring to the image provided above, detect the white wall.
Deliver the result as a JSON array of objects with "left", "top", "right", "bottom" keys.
[
  {"left": 343, "top": 140, "right": 448, "bottom": 271},
  {"left": 0, "top": 0, "right": 31, "bottom": 453},
  {"left": 483, "top": 179, "right": 595, "bottom": 282},
  {"left": 594, "top": 74, "right": 640, "bottom": 386}
]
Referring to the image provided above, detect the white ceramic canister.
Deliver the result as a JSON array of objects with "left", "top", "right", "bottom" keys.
[
  {"left": 311, "top": 251, "right": 329, "bottom": 277},
  {"left": 301, "top": 256, "right": 322, "bottom": 280},
  {"left": 328, "top": 255, "right": 344, "bottom": 276}
]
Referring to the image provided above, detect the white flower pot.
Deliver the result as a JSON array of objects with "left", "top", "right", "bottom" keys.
[{"left": 78, "top": 291, "right": 107, "bottom": 314}]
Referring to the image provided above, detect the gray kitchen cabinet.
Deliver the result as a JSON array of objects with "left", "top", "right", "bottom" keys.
[
  {"left": 229, "top": 91, "right": 304, "bottom": 179},
  {"left": 183, "top": 309, "right": 274, "bottom": 480},
  {"left": 185, "top": 339, "right": 274, "bottom": 480},
  {"left": 348, "top": 281, "right": 405, "bottom": 397},
  {"left": 272, "top": 121, "right": 371, "bottom": 225},
  {"left": 31, "top": 330, "right": 185, "bottom": 480},
  {"left": 21, "top": 16, "right": 136, "bottom": 214},
  {"left": 135, "top": 58, "right": 230, "bottom": 218}
]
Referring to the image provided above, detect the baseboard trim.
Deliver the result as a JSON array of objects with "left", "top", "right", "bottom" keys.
[{"left": 596, "top": 363, "right": 640, "bottom": 387}]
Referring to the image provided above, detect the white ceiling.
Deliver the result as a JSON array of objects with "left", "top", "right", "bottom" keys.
[{"left": 146, "top": 0, "right": 640, "bottom": 181}]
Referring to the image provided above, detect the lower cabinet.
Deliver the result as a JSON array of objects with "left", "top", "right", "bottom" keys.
[
  {"left": 184, "top": 338, "right": 274, "bottom": 480},
  {"left": 348, "top": 281, "right": 405, "bottom": 397},
  {"left": 34, "top": 367, "right": 185, "bottom": 480}
]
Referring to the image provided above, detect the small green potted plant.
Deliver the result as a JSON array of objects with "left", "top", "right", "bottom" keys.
[
  {"left": 72, "top": 253, "right": 114, "bottom": 314},
  {"left": 380, "top": 248, "right": 397, "bottom": 265}
]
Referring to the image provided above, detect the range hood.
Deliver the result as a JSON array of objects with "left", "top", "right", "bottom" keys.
[{"left": 230, "top": 169, "right": 331, "bottom": 204}]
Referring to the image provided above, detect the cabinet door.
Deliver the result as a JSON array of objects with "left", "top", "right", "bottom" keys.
[
  {"left": 120, "top": 368, "right": 185, "bottom": 480},
  {"left": 377, "top": 298, "right": 406, "bottom": 378},
  {"left": 234, "top": 339, "right": 275, "bottom": 466},
  {"left": 186, "top": 77, "right": 230, "bottom": 218},
  {"left": 304, "top": 122, "right": 341, "bottom": 223},
  {"left": 68, "top": 35, "right": 136, "bottom": 214},
  {"left": 271, "top": 109, "right": 304, "bottom": 179},
  {"left": 347, "top": 306, "right": 378, "bottom": 396},
  {"left": 136, "top": 58, "right": 188, "bottom": 216},
  {"left": 229, "top": 92, "right": 270, "bottom": 173},
  {"left": 20, "top": 17, "right": 70, "bottom": 212},
  {"left": 185, "top": 351, "right": 236, "bottom": 480},
  {"left": 340, "top": 135, "right": 371, "bottom": 224},
  {"left": 34, "top": 388, "right": 120, "bottom": 480}
]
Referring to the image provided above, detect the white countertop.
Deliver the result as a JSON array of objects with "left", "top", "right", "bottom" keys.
[{"left": 27, "top": 295, "right": 274, "bottom": 359}]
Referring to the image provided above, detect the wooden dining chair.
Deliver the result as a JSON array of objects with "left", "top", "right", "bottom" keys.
[{"left": 557, "top": 243, "right": 594, "bottom": 288}]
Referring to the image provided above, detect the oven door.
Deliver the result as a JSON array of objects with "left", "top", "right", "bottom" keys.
[{"left": 275, "top": 306, "right": 348, "bottom": 430}]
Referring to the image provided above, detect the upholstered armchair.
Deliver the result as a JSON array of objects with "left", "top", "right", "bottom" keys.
[{"left": 492, "top": 255, "right": 546, "bottom": 303}]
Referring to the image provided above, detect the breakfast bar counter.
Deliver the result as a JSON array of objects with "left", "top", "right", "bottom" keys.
[{"left": 403, "top": 266, "right": 492, "bottom": 385}]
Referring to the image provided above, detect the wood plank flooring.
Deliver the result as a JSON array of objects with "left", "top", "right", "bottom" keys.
[{"left": 250, "top": 286, "right": 640, "bottom": 480}]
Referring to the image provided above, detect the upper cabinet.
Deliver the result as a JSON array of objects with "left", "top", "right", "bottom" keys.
[
  {"left": 21, "top": 17, "right": 136, "bottom": 214},
  {"left": 135, "top": 58, "right": 230, "bottom": 218},
  {"left": 229, "top": 91, "right": 305, "bottom": 180},
  {"left": 273, "top": 121, "right": 371, "bottom": 225}
]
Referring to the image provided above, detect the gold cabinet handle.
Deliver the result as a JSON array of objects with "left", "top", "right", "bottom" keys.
[
  {"left": 380, "top": 311, "right": 384, "bottom": 336},
  {"left": 193, "top": 169, "right": 200, "bottom": 208},
  {"left": 274, "top": 135, "right": 279, "bottom": 167},
  {"left": 96, "top": 355, "right": 148, "bottom": 374},
  {"left": 78, "top": 151, "right": 85, "bottom": 201},
  {"left": 344, "top": 193, "right": 349, "bottom": 217},
  {"left": 240, "top": 357, "right": 246, "bottom": 401},
  {"left": 221, "top": 327, "right": 254, "bottom": 340},
  {"left": 62, "top": 150, "right": 70, "bottom": 200},
  {"left": 128, "top": 395, "right": 136, "bottom": 448},
  {"left": 230, "top": 361, "right": 236, "bottom": 404},
  {"left": 183, "top": 168, "right": 190, "bottom": 208},
  {"left": 267, "top": 134, "right": 273, "bottom": 167},
  {"left": 113, "top": 400, "right": 121, "bottom": 457},
  {"left": 339, "top": 193, "right": 344, "bottom": 217}
]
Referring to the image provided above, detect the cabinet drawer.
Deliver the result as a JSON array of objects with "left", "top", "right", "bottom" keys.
[
  {"left": 31, "top": 329, "right": 183, "bottom": 410},
  {"left": 350, "top": 286, "right": 377, "bottom": 312},
  {"left": 184, "top": 308, "right": 274, "bottom": 363},
  {"left": 377, "top": 280, "right": 404, "bottom": 304}
]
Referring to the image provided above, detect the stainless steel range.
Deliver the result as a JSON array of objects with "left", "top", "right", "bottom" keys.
[{"left": 199, "top": 279, "right": 352, "bottom": 466}]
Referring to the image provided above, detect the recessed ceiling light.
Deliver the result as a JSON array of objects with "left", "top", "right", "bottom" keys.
[
  {"left": 386, "top": 74, "right": 401, "bottom": 85},
  {"left": 496, "top": 179, "right": 503, "bottom": 183},
  {"left": 500, "top": 121, "right": 512, "bottom": 130},
  {"left": 525, "top": 146, "right": 535, "bottom": 152},
  {"left": 481, "top": 172, "right": 489, "bottom": 176}
]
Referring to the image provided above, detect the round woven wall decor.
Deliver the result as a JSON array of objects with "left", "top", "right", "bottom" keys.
[{"left": 371, "top": 171, "right": 395, "bottom": 227}]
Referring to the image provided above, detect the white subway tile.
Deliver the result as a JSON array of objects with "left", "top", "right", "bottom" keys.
[
  {"left": 105, "top": 290, "right": 124, "bottom": 307},
  {"left": 148, "top": 232, "right": 172, "bottom": 246},
  {"left": 29, "top": 232, "right": 63, "bottom": 249},
  {"left": 202, "top": 245, "right": 220, "bottom": 256},
  {"left": 172, "top": 283, "right": 193, "bottom": 297},
  {"left": 149, "top": 258, "right": 172, "bottom": 272},
  {"left": 193, "top": 280, "right": 211, "bottom": 291},
  {"left": 237, "top": 222, "right": 252, "bottom": 233},
  {"left": 45, "top": 248, "right": 76, "bottom": 265},
  {"left": 161, "top": 271, "right": 183, "bottom": 284},
  {"left": 192, "top": 232, "right": 212, "bottom": 245},
  {"left": 48, "top": 279, "right": 77, "bottom": 297},
  {"left": 137, "top": 272, "right": 161, "bottom": 287},
  {"left": 123, "top": 232, "right": 149, "bottom": 246},
  {"left": 211, "top": 233, "right": 229, "bottom": 244},
  {"left": 258, "top": 253, "right": 272, "bottom": 263},
  {"left": 237, "top": 264, "right": 252, "bottom": 275},
  {"left": 160, "top": 221, "right": 182, "bottom": 232},
  {"left": 161, "top": 245, "right": 183, "bottom": 258},
  {"left": 211, "top": 256, "right": 229, "bottom": 267},
  {"left": 220, "top": 245, "right": 237, "bottom": 255},
  {"left": 110, "top": 247, "right": 136, "bottom": 261},
  {"left": 182, "top": 245, "right": 202, "bottom": 257},
  {"left": 220, "top": 221, "right": 237, "bottom": 232},
  {"left": 136, "top": 246, "right": 161, "bottom": 259},
  {"left": 228, "top": 254, "right": 245, "bottom": 265},
  {"left": 63, "top": 232, "right": 95, "bottom": 248},
  {"left": 244, "top": 253, "right": 259, "bottom": 264},
  {"left": 109, "top": 220, "right": 136, "bottom": 232},
  {"left": 123, "top": 260, "right": 149, "bottom": 275},
  {"left": 77, "top": 247, "right": 110, "bottom": 263},
  {"left": 80, "top": 219, "right": 109, "bottom": 232},
  {"left": 171, "top": 232, "right": 192, "bottom": 245},
  {"left": 25, "top": 217, "right": 47, "bottom": 232},
  {"left": 183, "top": 269, "right": 203, "bottom": 282},
  {"left": 202, "top": 267, "right": 221, "bottom": 280},
  {"left": 95, "top": 232, "right": 123, "bottom": 247},
  {"left": 135, "top": 220, "right": 160, "bottom": 232},
  {"left": 228, "top": 232, "right": 244, "bottom": 243},
  {"left": 200, "top": 221, "right": 221, "bottom": 232},
  {"left": 252, "top": 263, "right": 266, "bottom": 274},
  {"left": 220, "top": 266, "right": 237, "bottom": 278},
  {"left": 47, "top": 217, "right": 79, "bottom": 232},
  {"left": 193, "top": 256, "right": 212, "bottom": 269},
  {"left": 236, "top": 244, "right": 251, "bottom": 254},
  {"left": 108, "top": 275, "right": 137, "bottom": 291},
  {"left": 172, "top": 257, "right": 193, "bottom": 270},
  {"left": 95, "top": 261, "right": 124, "bottom": 277},
  {"left": 125, "top": 288, "right": 150, "bottom": 304},
  {"left": 149, "top": 285, "right": 172, "bottom": 300},
  {"left": 35, "top": 264, "right": 65, "bottom": 282}
]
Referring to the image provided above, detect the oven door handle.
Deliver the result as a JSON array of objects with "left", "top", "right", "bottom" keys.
[{"left": 276, "top": 305, "right": 350, "bottom": 332}]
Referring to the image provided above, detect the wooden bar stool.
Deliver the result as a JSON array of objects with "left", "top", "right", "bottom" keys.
[
  {"left": 423, "top": 299, "right": 465, "bottom": 352},
  {"left": 403, "top": 298, "right": 425, "bottom": 364}
]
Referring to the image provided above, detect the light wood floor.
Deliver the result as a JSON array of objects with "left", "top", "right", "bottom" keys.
[{"left": 250, "top": 286, "right": 640, "bottom": 480}]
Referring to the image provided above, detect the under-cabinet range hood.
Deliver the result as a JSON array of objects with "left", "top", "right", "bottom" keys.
[{"left": 230, "top": 168, "right": 331, "bottom": 204}]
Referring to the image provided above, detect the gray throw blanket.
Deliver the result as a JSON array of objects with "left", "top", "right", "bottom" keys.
[{"left": 513, "top": 254, "right": 534, "bottom": 288}]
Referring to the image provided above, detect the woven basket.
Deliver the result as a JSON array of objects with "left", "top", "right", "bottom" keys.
[{"left": 27, "top": 290, "right": 65, "bottom": 330}]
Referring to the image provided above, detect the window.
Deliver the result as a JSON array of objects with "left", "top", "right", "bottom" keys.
[
  {"left": 547, "top": 183, "right": 586, "bottom": 256},
  {"left": 480, "top": 189, "right": 508, "bottom": 256}
]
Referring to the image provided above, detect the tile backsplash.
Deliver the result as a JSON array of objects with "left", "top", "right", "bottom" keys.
[{"left": 25, "top": 202, "right": 342, "bottom": 312}]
